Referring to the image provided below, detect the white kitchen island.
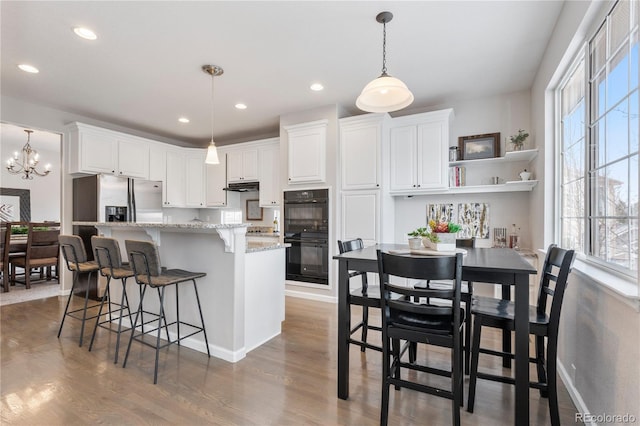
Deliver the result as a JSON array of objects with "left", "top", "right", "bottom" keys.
[{"left": 72, "top": 222, "right": 286, "bottom": 363}]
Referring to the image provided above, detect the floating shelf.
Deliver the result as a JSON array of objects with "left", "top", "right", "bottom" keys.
[
  {"left": 389, "top": 180, "right": 538, "bottom": 196},
  {"left": 449, "top": 148, "right": 538, "bottom": 167}
]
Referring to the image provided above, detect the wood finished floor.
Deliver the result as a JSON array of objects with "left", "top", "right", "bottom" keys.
[{"left": 0, "top": 294, "right": 581, "bottom": 425}]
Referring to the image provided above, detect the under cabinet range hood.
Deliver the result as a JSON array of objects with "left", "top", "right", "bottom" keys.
[{"left": 224, "top": 181, "right": 259, "bottom": 192}]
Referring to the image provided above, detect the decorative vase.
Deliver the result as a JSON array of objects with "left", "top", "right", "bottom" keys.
[
  {"left": 423, "top": 233, "right": 457, "bottom": 251},
  {"left": 408, "top": 237, "right": 422, "bottom": 250},
  {"left": 512, "top": 143, "right": 524, "bottom": 151}
]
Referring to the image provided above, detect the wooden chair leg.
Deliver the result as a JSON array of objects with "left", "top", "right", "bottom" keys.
[
  {"left": 392, "top": 338, "right": 401, "bottom": 390},
  {"left": 464, "top": 298, "right": 472, "bottom": 375},
  {"left": 381, "top": 337, "right": 391, "bottom": 426},
  {"left": 535, "top": 335, "right": 548, "bottom": 397},
  {"left": 547, "top": 335, "right": 560, "bottom": 426},
  {"left": 467, "top": 315, "right": 483, "bottom": 413},
  {"left": 361, "top": 305, "right": 368, "bottom": 352}
]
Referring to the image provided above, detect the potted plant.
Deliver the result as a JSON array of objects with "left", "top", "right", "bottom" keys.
[
  {"left": 509, "top": 129, "right": 529, "bottom": 151},
  {"left": 407, "top": 227, "right": 428, "bottom": 249},
  {"left": 423, "top": 220, "right": 462, "bottom": 251}
]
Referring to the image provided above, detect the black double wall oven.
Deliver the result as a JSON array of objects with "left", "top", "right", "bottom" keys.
[{"left": 284, "top": 189, "right": 329, "bottom": 285}]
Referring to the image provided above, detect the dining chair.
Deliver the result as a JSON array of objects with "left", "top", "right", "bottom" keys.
[
  {"left": 414, "top": 237, "right": 475, "bottom": 374},
  {"left": 337, "top": 238, "right": 382, "bottom": 353},
  {"left": 10, "top": 222, "right": 60, "bottom": 289},
  {"left": 377, "top": 250, "right": 464, "bottom": 426},
  {"left": 467, "top": 244, "right": 576, "bottom": 426},
  {"left": 0, "top": 223, "right": 9, "bottom": 292}
]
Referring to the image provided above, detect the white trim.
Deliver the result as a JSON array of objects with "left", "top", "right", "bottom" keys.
[
  {"left": 572, "top": 258, "right": 640, "bottom": 311},
  {"left": 284, "top": 288, "right": 336, "bottom": 304},
  {"left": 558, "top": 360, "right": 595, "bottom": 426}
]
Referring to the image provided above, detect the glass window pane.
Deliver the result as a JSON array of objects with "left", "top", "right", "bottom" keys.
[
  {"left": 594, "top": 167, "right": 608, "bottom": 216},
  {"left": 607, "top": 47, "right": 630, "bottom": 109},
  {"left": 631, "top": 31, "right": 638, "bottom": 90},
  {"left": 605, "top": 218, "right": 631, "bottom": 268},
  {"left": 630, "top": 154, "right": 638, "bottom": 216},
  {"left": 562, "top": 218, "right": 584, "bottom": 253},
  {"left": 592, "top": 71, "right": 606, "bottom": 119},
  {"left": 605, "top": 100, "right": 630, "bottom": 162},
  {"left": 610, "top": 0, "right": 630, "bottom": 53},
  {"left": 591, "top": 25, "right": 607, "bottom": 75},
  {"left": 562, "top": 179, "right": 585, "bottom": 216},
  {"left": 605, "top": 160, "right": 629, "bottom": 216},
  {"left": 592, "top": 120, "right": 606, "bottom": 167},
  {"left": 565, "top": 138, "right": 585, "bottom": 181},
  {"left": 631, "top": 91, "right": 639, "bottom": 153},
  {"left": 630, "top": 219, "right": 638, "bottom": 272},
  {"left": 594, "top": 218, "right": 607, "bottom": 258}
]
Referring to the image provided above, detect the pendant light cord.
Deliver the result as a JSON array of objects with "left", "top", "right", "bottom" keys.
[
  {"left": 381, "top": 20, "right": 387, "bottom": 75},
  {"left": 210, "top": 73, "right": 215, "bottom": 142}
]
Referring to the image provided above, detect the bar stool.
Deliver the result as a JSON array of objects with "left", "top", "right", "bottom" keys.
[
  {"left": 88, "top": 236, "right": 135, "bottom": 363},
  {"left": 122, "top": 239, "right": 210, "bottom": 384},
  {"left": 57, "top": 235, "right": 101, "bottom": 347}
]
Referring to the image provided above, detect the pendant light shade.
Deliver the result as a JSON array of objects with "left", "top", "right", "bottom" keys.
[
  {"left": 203, "top": 64, "right": 223, "bottom": 165},
  {"left": 356, "top": 11, "right": 414, "bottom": 113}
]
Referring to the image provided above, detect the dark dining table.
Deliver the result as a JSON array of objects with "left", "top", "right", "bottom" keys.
[{"left": 333, "top": 243, "right": 537, "bottom": 425}]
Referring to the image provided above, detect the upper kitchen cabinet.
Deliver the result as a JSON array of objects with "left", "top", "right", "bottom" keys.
[
  {"left": 339, "top": 114, "right": 388, "bottom": 190},
  {"left": 388, "top": 109, "right": 453, "bottom": 194},
  {"left": 185, "top": 149, "right": 206, "bottom": 208},
  {"left": 164, "top": 149, "right": 186, "bottom": 207},
  {"left": 66, "top": 122, "right": 149, "bottom": 179},
  {"left": 205, "top": 147, "right": 228, "bottom": 207},
  {"left": 227, "top": 148, "right": 258, "bottom": 182},
  {"left": 285, "top": 119, "right": 327, "bottom": 184},
  {"left": 258, "top": 139, "right": 281, "bottom": 207}
]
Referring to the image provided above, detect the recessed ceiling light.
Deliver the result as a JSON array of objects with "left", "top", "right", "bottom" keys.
[
  {"left": 310, "top": 83, "right": 324, "bottom": 91},
  {"left": 18, "top": 64, "right": 39, "bottom": 74},
  {"left": 235, "top": 103, "right": 247, "bottom": 110},
  {"left": 73, "top": 27, "right": 97, "bottom": 40},
  {"left": 178, "top": 117, "right": 190, "bottom": 123}
]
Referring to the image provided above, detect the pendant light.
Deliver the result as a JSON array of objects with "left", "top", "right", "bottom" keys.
[
  {"left": 356, "top": 11, "right": 414, "bottom": 113},
  {"left": 203, "top": 64, "right": 223, "bottom": 165},
  {"left": 6, "top": 129, "right": 51, "bottom": 179}
]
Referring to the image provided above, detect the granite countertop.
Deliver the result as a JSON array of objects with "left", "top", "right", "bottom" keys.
[
  {"left": 246, "top": 241, "right": 290, "bottom": 253},
  {"left": 73, "top": 221, "right": 249, "bottom": 230}
]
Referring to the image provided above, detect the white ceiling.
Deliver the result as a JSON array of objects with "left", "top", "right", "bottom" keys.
[{"left": 1, "top": 1, "right": 564, "bottom": 149}]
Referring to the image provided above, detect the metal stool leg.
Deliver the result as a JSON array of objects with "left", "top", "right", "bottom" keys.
[
  {"left": 192, "top": 279, "right": 211, "bottom": 357},
  {"left": 58, "top": 270, "right": 81, "bottom": 338},
  {"left": 89, "top": 276, "right": 112, "bottom": 351}
]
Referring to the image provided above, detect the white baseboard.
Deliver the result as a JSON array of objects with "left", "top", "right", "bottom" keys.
[
  {"left": 558, "top": 360, "right": 594, "bottom": 426},
  {"left": 284, "top": 289, "right": 336, "bottom": 304}
]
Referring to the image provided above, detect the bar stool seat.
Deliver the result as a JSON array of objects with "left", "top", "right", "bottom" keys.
[
  {"left": 123, "top": 239, "right": 210, "bottom": 384},
  {"left": 89, "top": 236, "right": 135, "bottom": 364},
  {"left": 57, "top": 235, "right": 102, "bottom": 347}
]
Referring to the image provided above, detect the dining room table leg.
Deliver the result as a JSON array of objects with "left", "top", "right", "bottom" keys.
[
  {"left": 337, "top": 259, "right": 350, "bottom": 400},
  {"left": 514, "top": 272, "right": 530, "bottom": 425}
]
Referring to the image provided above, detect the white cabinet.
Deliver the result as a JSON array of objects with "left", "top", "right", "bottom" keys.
[
  {"left": 206, "top": 149, "right": 227, "bottom": 207},
  {"left": 149, "top": 144, "right": 166, "bottom": 182},
  {"left": 185, "top": 150, "right": 206, "bottom": 208},
  {"left": 259, "top": 141, "right": 281, "bottom": 207},
  {"left": 389, "top": 109, "right": 453, "bottom": 193},
  {"left": 164, "top": 150, "right": 185, "bottom": 207},
  {"left": 66, "top": 122, "right": 149, "bottom": 179},
  {"left": 339, "top": 114, "right": 386, "bottom": 190},
  {"left": 285, "top": 119, "right": 327, "bottom": 184},
  {"left": 341, "top": 191, "right": 379, "bottom": 247},
  {"left": 227, "top": 149, "right": 258, "bottom": 182}
]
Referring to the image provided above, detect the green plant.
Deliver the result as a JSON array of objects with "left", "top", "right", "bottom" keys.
[
  {"left": 428, "top": 220, "right": 461, "bottom": 233},
  {"left": 426, "top": 233, "right": 440, "bottom": 243},
  {"left": 407, "top": 227, "right": 429, "bottom": 237},
  {"left": 509, "top": 129, "right": 529, "bottom": 148}
]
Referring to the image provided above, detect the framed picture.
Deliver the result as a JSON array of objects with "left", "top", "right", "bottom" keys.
[
  {"left": 0, "top": 188, "right": 31, "bottom": 221},
  {"left": 458, "top": 133, "right": 500, "bottom": 160},
  {"left": 246, "top": 199, "right": 263, "bottom": 221}
]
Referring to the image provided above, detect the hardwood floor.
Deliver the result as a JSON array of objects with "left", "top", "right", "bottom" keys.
[{"left": 0, "top": 295, "right": 581, "bottom": 425}]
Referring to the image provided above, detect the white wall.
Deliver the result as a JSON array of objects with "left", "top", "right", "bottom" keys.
[
  {"left": 392, "top": 90, "right": 534, "bottom": 248},
  {"left": 1, "top": 131, "right": 61, "bottom": 221},
  {"left": 530, "top": 0, "right": 640, "bottom": 421}
]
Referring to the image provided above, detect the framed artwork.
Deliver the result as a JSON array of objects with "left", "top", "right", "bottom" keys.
[
  {"left": 246, "top": 199, "right": 263, "bottom": 221},
  {"left": 458, "top": 133, "right": 500, "bottom": 160},
  {"left": 427, "top": 203, "right": 455, "bottom": 224},
  {"left": 457, "top": 203, "right": 490, "bottom": 239},
  {"left": 0, "top": 188, "right": 31, "bottom": 221}
]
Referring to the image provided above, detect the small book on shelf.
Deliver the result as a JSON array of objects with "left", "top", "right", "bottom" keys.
[{"left": 449, "top": 166, "right": 465, "bottom": 187}]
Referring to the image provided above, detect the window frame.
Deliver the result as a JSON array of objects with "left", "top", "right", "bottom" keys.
[{"left": 555, "top": 0, "right": 639, "bottom": 286}]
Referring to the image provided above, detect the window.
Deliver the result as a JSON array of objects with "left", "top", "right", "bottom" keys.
[{"left": 558, "top": 0, "right": 638, "bottom": 276}]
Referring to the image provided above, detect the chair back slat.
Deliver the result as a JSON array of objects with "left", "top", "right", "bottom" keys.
[
  {"left": 25, "top": 224, "right": 60, "bottom": 260},
  {"left": 338, "top": 238, "right": 364, "bottom": 254},
  {"left": 92, "top": 237, "right": 124, "bottom": 269},
  {"left": 535, "top": 244, "right": 576, "bottom": 322},
  {"left": 377, "top": 251, "right": 463, "bottom": 332},
  {"left": 125, "top": 240, "right": 162, "bottom": 277}
]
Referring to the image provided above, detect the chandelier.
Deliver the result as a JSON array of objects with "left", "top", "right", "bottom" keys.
[{"left": 6, "top": 129, "right": 51, "bottom": 179}]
